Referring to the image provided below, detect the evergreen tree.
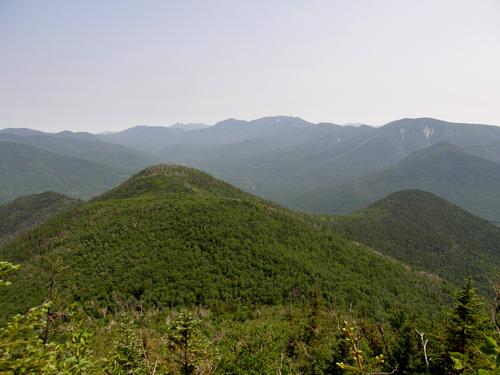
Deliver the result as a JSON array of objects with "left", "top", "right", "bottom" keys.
[
  {"left": 165, "top": 311, "right": 216, "bottom": 375},
  {"left": 446, "top": 278, "right": 489, "bottom": 372},
  {"left": 389, "top": 311, "right": 425, "bottom": 374}
]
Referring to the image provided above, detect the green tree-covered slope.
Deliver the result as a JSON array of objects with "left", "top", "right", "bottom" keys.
[
  {"left": 327, "top": 190, "right": 500, "bottom": 294},
  {"left": 0, "top": 165, "right": 448, "bottom": 321},
  {"left": 0, "top": 129, "right": 158, "bottom": 173},
  {"left": 6, "top": 117, "right": 500, "bottom": 221},
  {"left": 0, "top": 141, "right": 129, "bottom": 203},
  {"left": 294, "top": 142, "right": 500, "bottom": 223},
  {"left": 0, "top": 191, "right": 81, "bottom": 245}
]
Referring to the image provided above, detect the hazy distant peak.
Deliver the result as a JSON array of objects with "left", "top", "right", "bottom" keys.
[
  {"left": 341, "top": 122, "right": 368, "bottom": 127},
  {"left": 382, "top": 117, "right": 446, "bottom": 128},
  {"left": 254, "top": 115, "right": 305, "bottom": 121},
  {"left": 118, "top": 125, "right": 176, "bottom": 134},
  {"left": 382, "top": 117, "right": 499, "bottom": 129},
  {"left": 252, "top": 115, "right": 312, "bottom": 126},
  {"left": 56, "top": 130, "right": 90, "bottom": 136},
  {"left": 170, "top": 122, "right": 209, "bottom": 131},
  {"left": 212, "top": 118, "right": 248, "bottom": 128},
  {"left": 55, "top": 130, "right": 101, "bottom": 142},
  {"left": 130, "top": 125, "right": 169, "bottom": 130},
  {"left": 211, "top": 116, "right": 313, "bottom": 129},
  {"left": 0, "top": 128, "right": 47, "bottom": 136}
]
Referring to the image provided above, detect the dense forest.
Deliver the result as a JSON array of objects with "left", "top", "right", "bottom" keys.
[
  {"left": 327, "top": 190, "right": 500, "bottom": 295},
  {"left": 3, "top": 117, "right": 500, "bottom": 223},
  {"left": 2, "top": 260, "right": 500, "bottom": 374},
  {"left": 3, "top": 0, "right": 500, "bottom": 372},
  {"left": 1, "top": 165, "right": 500, "bottom": 374},
  {"left": 0, "top": 192, "right": 81, "bottom": 245}
]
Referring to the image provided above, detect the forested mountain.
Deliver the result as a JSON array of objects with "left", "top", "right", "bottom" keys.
[
  {"left": 3, "top": 116, "right": 500, "bottom": 222},
  {"left": 0, "top": 128, "right": 157, "bottom": 172},
  {"left": 98, "top": 122, "right": 208, "bottom": 153},
  {"left": 98, "top": 125, "right": 187, "bottom": 153},
  {"left": 0, "top": 165, "right": 448, "bottom": 322},
  {"left": 3, "top": 166, "right": 499, "bottom": 374},
  {"left": 0, "top": 192, "right": 81, "bottom": 245},
  {"left": 299, "top": 142, "right": 500, "bottom": 223},
  {"left": 170, "top": 122, "right": 209, "bottom": 131},
  {"left": 155, "top": 117, "right": 377, "bottom": 200},
  {"left": 0, "top": 141, "right": 127, "bottom": 203},
  {"left": 96, "top": 116, "right": 500, "bottom": 221},
  {"left": 3, "top": 2, "right": 498, "bottom": 371},
  {"left": 327, "top": 190, "right": 500, "bottom": 294}
]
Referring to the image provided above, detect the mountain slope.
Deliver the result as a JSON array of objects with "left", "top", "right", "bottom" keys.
[
  {"left": 0, "top": 130, "right": 157, "bottom": 173},
  {"left": 0, "top": 192, "right": 82, "bottom": 245},
  {"left": 0, "top": 142, "right": 128, "bottom": 203},
  {"left": 292, "top": 142, "right": 500, "bottom": 223},
  {"left": 5, "top": 116, "right": 500, "bottom": 219},
  {"left": 0, "top": 165, "right": 448, "bottom": 321},
  {"left": 170, "top": 122, "right": 209, "bottom": 131},
  {"left": 124, "top": 116, "right": 500, "bottom": 216},
  {"left": 327, "top": 190, "right": 500, "bottom": 294},
  {"left": 99, "top": 125, "right": 186, "bottom": 153},
  {"left": 157, "top": 117, "right": 376, "bottom": 200},
  {"left": 377, "top": 117, "right": 500, "bottom": 154}
]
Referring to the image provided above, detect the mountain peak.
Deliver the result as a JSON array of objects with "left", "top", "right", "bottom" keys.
[
  {"left": 96, "top": 164, "right": 246, "bottom": 201},
  {"left": 170, "top": 122, "right": 209, "bottom": 131},
  {"left": 0, "top": 128, "right": 47, "bottom": 136},
  {"left": 369, "top": 189, "right": 460, "bottom": 211},
  {"left": 332, "top": 189, "right": 500, "bottom": 293}
]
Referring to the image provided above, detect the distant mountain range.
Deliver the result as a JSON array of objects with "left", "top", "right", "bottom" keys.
[
  {"left": 170, "top": 122, "right": 209, "bottom": 131},
  {"left": 2, "top": 120, "right": 498, "bottom": 372},
  {"left": 2, "top": 116, "right": 500, "bottom": 222}
]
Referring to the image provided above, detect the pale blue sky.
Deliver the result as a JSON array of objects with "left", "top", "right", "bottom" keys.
[{"left": 1, "top": 0, "right": 499, "bottom": 132}]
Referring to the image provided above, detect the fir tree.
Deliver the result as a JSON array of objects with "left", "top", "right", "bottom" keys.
[{"left": 446, "top": 278, "right": 489, "bottom": 372}]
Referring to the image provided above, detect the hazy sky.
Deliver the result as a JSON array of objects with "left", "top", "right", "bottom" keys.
[{"left": 1, "top": 0, "right": 499, "bottom": 132}]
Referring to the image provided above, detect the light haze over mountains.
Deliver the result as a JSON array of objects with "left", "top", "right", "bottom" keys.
[
  {"left": 2, "top": 2, "right": 500, "bottom": 371},
  {"left": 2, "top": 115, "right": 500, "bottom": 223}
]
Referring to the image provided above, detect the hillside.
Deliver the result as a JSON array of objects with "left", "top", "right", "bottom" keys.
[
  {"left": 292, "top": 142, "right": 500, "bottom": 223},
  {"left": 0, "top": 192, "right": 82, "bottom": 245},
  {"left": 156, "top": 117, "right": 377, "bottom": 202},
  {"left": 5, "top": 117, "right": 500, "bottom": 220},
  {"left": 97, "top": 117, "right": 500, "bottom": 219},
  {"left": 327, "top": 190, "right": 500, "bottom": 294},
  {"left": 170, "top": 122, "right": 209, "bottom": 131},
  {"left": 0, "top": 129, "right": 157, "bottom": 173},
  {"left": 0, "top": 141, "right": 128, "bottom": 203},
  {"left": 99, "top": 125, "right": 187, "bottom": 153},
  {"left": 0, "top": 165, "right": 448, "bottom": 321},
  {"left": 6, "top": 118, "right": 500, "bottom": 221}
]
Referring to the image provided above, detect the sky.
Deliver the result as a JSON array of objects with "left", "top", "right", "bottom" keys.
[{"left": 1, "top": 0, "right": 499, "bottom": 132}]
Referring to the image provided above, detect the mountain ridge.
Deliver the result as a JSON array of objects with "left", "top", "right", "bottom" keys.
[
  {"left": 0, "top": 191, "right": 82, "bottom": 245},
  {"left": 4, "top": 116, "right": 500, "bottom": 222},
  {"left": 0, "top": 141, "right": 128, "bottom": 203},
  {"left": 290, "top": 142, "right": 500, "bottom": 223},
  {"left": 0, "top": 165, "right": 448, "bottom": 322},
  {"left": 327, "top": 189, "right": 500, "bottom": 294}
]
